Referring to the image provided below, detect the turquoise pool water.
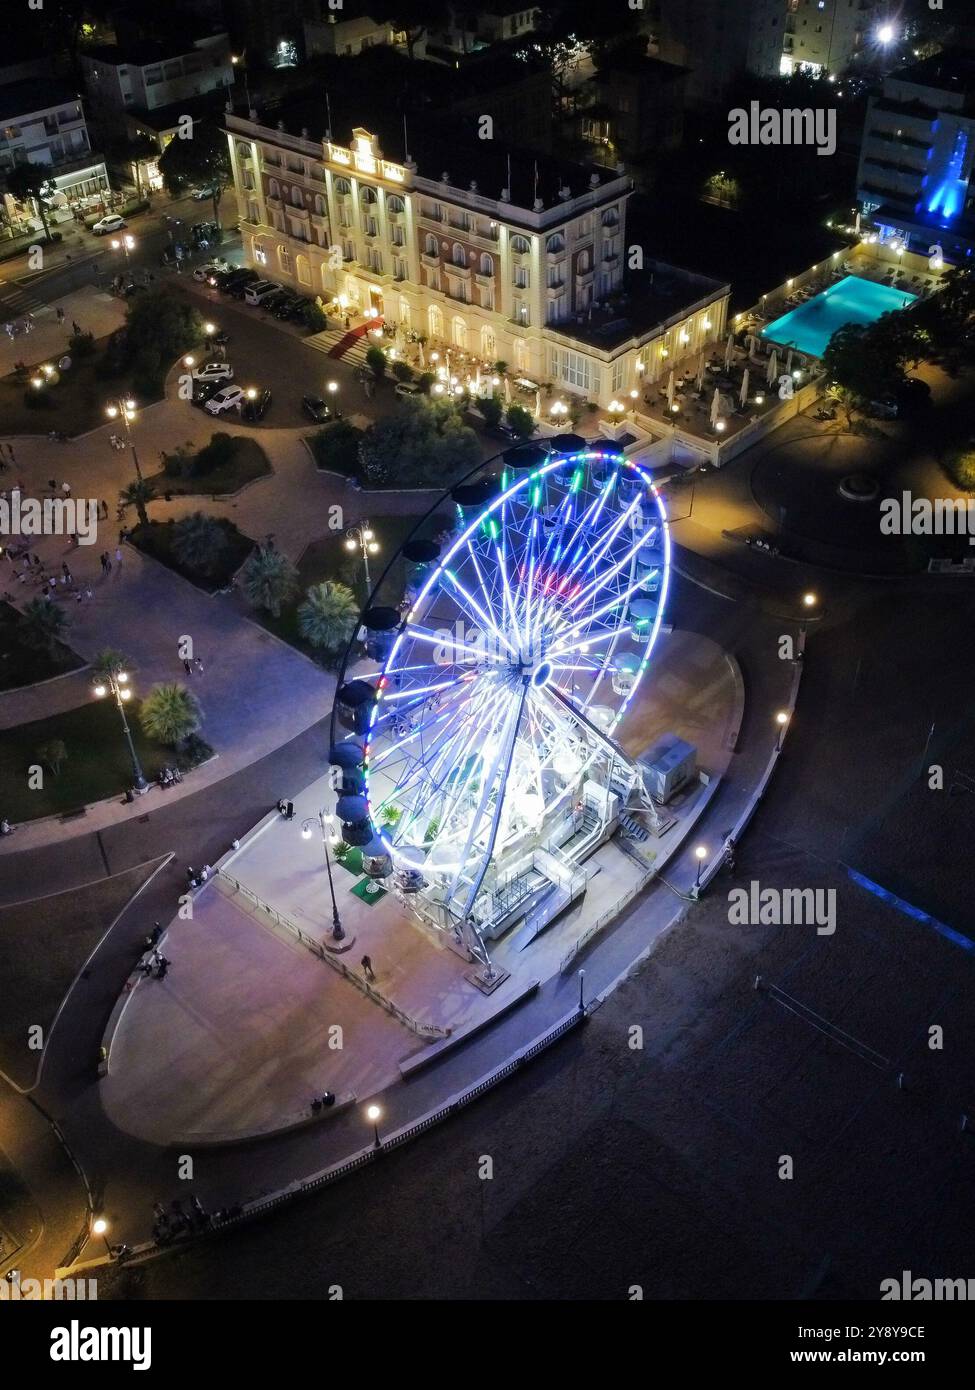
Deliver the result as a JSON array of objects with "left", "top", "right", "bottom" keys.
[{"left": 760, "top": 275, "right": 916, "bottom": 358}]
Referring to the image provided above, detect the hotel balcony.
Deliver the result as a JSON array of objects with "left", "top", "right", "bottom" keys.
[
  {"left": 474, "top": 271, "right": 495, "bottom": 291},
  {"left": 445, "top": 262, "right": 472, "bottom": 281},
  {"left": 421, "top": 251, "right": 440, "bottom": 271}
]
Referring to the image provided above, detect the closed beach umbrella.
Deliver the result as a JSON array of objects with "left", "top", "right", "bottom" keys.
[
  {"left": 418, "top": 340, "right": 425, "bottom": 367},
  {"left": 504, "top": 375, "right": 511, "bottom": 404},
  {"left": 766, "top": 349, "right": 778, "bottom": 388},
  {"left": 666, "top": 369, "right": 675, "bottom": 409},
  {"left": 739, "top": 368, "right": 750, "bottom": 408},
  {"left": 724, "top": 333, "right": 734, "bottom": 371},
  {"left": 785, "top": 348, "right": 793, "bottom": 376},
  {"left": 695, "top": 354, "right": 704, "bottom": 391},
  {"left": 534, "top": 389, "right": 541, "bottom": 417},
  {"left": 710, "top": 388, "right": 721, "bottom": 428}
]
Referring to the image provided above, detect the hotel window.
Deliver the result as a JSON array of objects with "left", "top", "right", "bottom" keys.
[
  {"left": 611, "top": 359, "right": 625, "bottom": 394},
  {"left": 551, "top": 348, "right": 600, "bottom": 395},
  {"left": 424, "top": 233, "right": 438, "bottom": 256},
  {"left": 511, "top": 234, "right": 530, "bottom": 255},
  {"left": 366, "top": 247, "right": 383, "bottom": 273},
  {"left": 279, "top": 244, "right": 292, "bottom": 272},
  {"left": 365, "top": 215, "right": 378, "bottom": 236},
  {"left": 391, "top": 225, "right": 405, "bottom": 246},
  {"left": 268, "top": 179, "right": 280, "bottom": 199},
  {"left": 393, "top": 255, "right": 407, "bottom": 280},
  {"left": 481, "top": 285, "right": 494, "bottom": 311},
  {"left": 342, "top": 238, "right": 355, "bottom": 261},
  {"left": 548, "top": 262, "right": 565, "bottom": 287},
  {"left": 335, "top": 178, "right": 351, "bottom": 195},
  {"left": 513, "top": 265, "right": 529, "bottom": 289},
  {"left": 513, "top": 300, "right": 530, "bottom": 326}
]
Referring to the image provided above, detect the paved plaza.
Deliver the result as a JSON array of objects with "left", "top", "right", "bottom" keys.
[{"left": 100, "top": 627, "right": 742, "bottom": 1144}]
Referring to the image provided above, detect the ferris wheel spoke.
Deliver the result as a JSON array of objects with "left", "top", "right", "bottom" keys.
[{"left": 442, "top": 565, "right": 518, "bottom": 659}]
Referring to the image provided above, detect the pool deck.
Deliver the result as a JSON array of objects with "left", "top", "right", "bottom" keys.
[{"left": 759, "top": 274, "right": 917, "bottom": 359}]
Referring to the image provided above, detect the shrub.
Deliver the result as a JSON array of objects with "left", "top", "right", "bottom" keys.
[
  {"left": 171, "top": 512, "right": 230, "bottom": 577},
  {"left": 479, "top": 394, "right": 503, "bottom": 428},
  {"left": 140, "top": 682, "right": 202, "bottom": 747},
  {"left": 943, "top": 446, "right": 975, "bottom": 492},
  {"left": 176, "top": 732, "right": 213, "bottom": 770},
  {"left": 310, "top": 420, "right": 363, "bottom": 477},
  {"left": 67, "top": 331, "right": 96, "bottom": 358},
  {"left": 365, "top": 344, "right": 387, "bottom": 378},
  {"left": 300, "top": 301, "right": 329, "bottom": 332},
  {"left": 506, "top": 403, "right": 535, "bottom": 439},
  {"left": 297, "top": 580, "right": 359, "bottom": 657},
  {"left": 240, "top": 545, "right": 299, "bottom": 617},
  {"left": 190, "top": 432, "right": 238, "bottom": 478},
  {"left": 416, "top": 371, "right": 435, "bottom": 394},
  {"left": 391, "top": 360, "right": 414, "bottom": 383}
]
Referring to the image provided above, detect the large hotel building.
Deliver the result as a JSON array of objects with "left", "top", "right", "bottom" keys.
[{"left": 224, "top": 98, "right": 729, "bottom": 409}]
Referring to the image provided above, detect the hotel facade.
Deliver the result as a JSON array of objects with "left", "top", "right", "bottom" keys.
[{"left": 224, "top": 109, "right": 729, "bottom": 409}]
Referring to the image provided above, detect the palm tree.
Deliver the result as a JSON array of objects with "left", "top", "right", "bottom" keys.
[
  {"left": 19, "top": 598, "right": 69, "bottom": 653},
  {"left": 92, "top": 648, "right": 135, "bottom": 682},
  {"left": 140, "top": 682, "right": 201, "bottom": 748},
  {"left": 5, "top": 165, "right": 56, "bottom": 240},
  {"left": 298, "top": 581, "right": 359, "bottom": 656},
  {"left": 240, "top": 545, "right": 299, "bottom": 617},
  {"left": 172, "top": 511, "right": 229, "bottom": 578},
  {"left": 119, "top": 477, "right": 155, "bottom": 528},
  {"left": 36, "top": 739, "right": 67, "bottom": 776}
]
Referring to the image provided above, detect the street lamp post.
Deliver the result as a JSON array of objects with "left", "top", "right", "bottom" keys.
[
  {"left": 301, "top": 811, "right": 345, "bottom": 941},
  {"left": 367, "top": 1103, "right": 382, "bottom": 1148},
  {"left": 110, "top": 234, "right": 135, "bottom": 265},
  {"left": 92, "top": 1217, "right": 112, "bottom": 1257},
  {"left": 345, "top": 522, "right": 379, "bottom": 596},
  {"left": 775, "top": 711, "right": 789, "bottom": 752},
  {"left": 694, "top": 844, "right": 707, "bottom": 890},
  {"left": 93, "top": 666, "right": 147, "bottom": 793},
  {"left": 105, "top": 396, "right": 143, "bottom": 482}
]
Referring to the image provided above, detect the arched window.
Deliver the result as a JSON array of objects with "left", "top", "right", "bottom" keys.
[
  {"left": 296, "top": 253, "right": 311, "bottom": 285},
  {"left": 360, "top": 185, "right": 377, "bottom": 205},
  {"left": 480, "top": 324, "right": 496, "bottom": 359},
  {"left": 452, "top": 316, "right": 467, "bottom": 349},
  {"left": 425, "top": 233, "right": 438, "bottom": 256},
  {"left": 399, "top": 297, "right": 411, "bottom": 329},
  {"left": 479, "top": 252, "right": 493, "bottom": 276},
  {"left": 601, "top": 207, "right": 620, "bottom": 227},
  {"left": 236, "top": 143, "right": 250, "bottom": 164},
  {"left": 291, "top": 187, "right": 303, "bottom": 207},
  {"left": 268, "top": 178, "right": 280, "bottom": 199},
  {"left": 315, "top": 194, "right": 327, "bottom": 216},
  {"left": 334, "top": 177, "right": 351, "bottom": 196},
  {"left": 546, "top": 233, "right": 565, "bottom": 254},
  {"left": 452, "top": 242, "right": 466, "bottom": 267},
  {"left": 510, "top": 234, "right": 530, "bottom": 255},
  {"left": 387, "top": 195, "right": 404, "bottom": 215},
  {"left": 514, "top": 337, "right": 528, "bottom": 370},
  {"left": 428, "top": 304, "right": 443, "bottom": 339},
  {"left": 577, "top": 248, "right": 590, "bottom": 273}
]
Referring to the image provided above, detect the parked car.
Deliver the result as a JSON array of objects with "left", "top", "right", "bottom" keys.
[
  {"left": 262, "top": 290, "right": 294, "bottom": 315},
  {"left": 190, "top": 185, "right": 217, "bottom": 201},
  {"left": 394, "top": 381, "right": 423, "bottom": 399},
  {"left": 192, "top": 361, "right": 234, "bottom": 385},
  {"left": 243, "top": 279, "right": 281, "bottom": 306},
  {"left": 241, "top": 387, "right": 272, "bottom": 423},
  {"left": 92, "top": 214, "right": 127, "bottom": 236},
  {"left": 228, "top": 272, "right": 263, "bottom": 299},
  {"left": 220, "top": 268, "right": 258, "bottom": 296},
  {"left": 191, "top": 379, "right": 222, "bottom": 408},
  {"left": 302, "top": 395, "right": 342, "bottom": 424},
  {"left": 205, "top": 385, "right": 246, "bottom": 416},
  {"left": 210, "top": 329, "right": 230, "bottom": 347},
  {"left": 285, "top": 296, "right": 313, "bottom": 322},
  {"left": 193, "top": 260, "right": 232, "bottom": 282},
  {"left": 865, "top": 396, "right": 898, "bottom": 421}
]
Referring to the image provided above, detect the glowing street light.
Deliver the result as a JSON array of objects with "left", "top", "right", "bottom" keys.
[
  {"left": 876, "top": 22, "right": 896, "bottom": 45},
  {"left": 326, "top": 380, "right": 338, "bottom": 394},
  {"left": 105, "top": 396, "right": 143, "bottom": 480},
  {"left": 301, "top": 811, "right": 345, "bottom": 940},
  {"left": 802, "top": 591, "right": 818, "bottom": 609},
  {"left": 367, "top": 1103, "right": 382, "bottom": 1147},
  {"left": 345, "top": 521, "right": 379, "bottom": 594},
  {"left": 775, "top": 710, "right": 790, "bottom": 750},
  {"left": 92, "top": 1217, "right": 112, "bottom": 1256},
  {"left": 694, "top": 844, "right": 707, "bottom": 889},
  {"left": 92, "top": 661, "right": 146, "bottom": 792}
]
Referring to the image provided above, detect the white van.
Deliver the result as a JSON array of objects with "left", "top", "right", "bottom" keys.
[{"left": 243, "top": 280, "right": 280, "bottom": 306}]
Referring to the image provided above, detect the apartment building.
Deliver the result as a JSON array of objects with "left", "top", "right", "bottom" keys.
[
  {"left": 0, "top": 79, "right": 109, "bottom": 215},
  {"left": 748, "top": 0, "right": 879, "bottom": 79},
  {"left": 225, "top": 102, "right": 729, "bottom": 406},
  {"left": 439, "top": 4, "right": 543, "bottom": 53},
  {"left": 304, "top": 15, "right": 400, "bottom": 59},
  {"left": 80, "top": 33, "right": 235, "bottom": 117},
  {"left": 857, "top": 50, "right": 975, "bottom": 261}
]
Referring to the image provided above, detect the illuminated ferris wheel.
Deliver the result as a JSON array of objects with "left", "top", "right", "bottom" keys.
[{"left": 332, "top": 439, "right": 671, "bottom": 970}]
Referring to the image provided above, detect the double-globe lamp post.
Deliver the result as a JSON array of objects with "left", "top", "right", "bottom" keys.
[
  {"left": 345, "top": 522, "right": 379, "bottom": 596},
  {"left": 301, "top": 810, "right": 345, "bottom": 941},
  {"left": 93, "top": 666, "right": 147, "bottom": 793},
  {"left": 105, "top": 396, "right": 144, "bottom": 482}
]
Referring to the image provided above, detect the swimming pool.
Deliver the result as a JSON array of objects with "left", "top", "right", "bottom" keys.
[{"left": 760, "top": 275, "right": 916, "bottom": 359}]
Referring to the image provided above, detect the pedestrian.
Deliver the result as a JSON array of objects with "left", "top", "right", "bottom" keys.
[
  {"left": 56, "top": 307, "right": 65, "bottom": 326},
  {"left": 150, "top": 922, "right": 162, "bottom": 945},
  {"left": 114, "top": 545, "right": 122, "bottom": 567},
  {"left": 194, "top": 656, "right": 204, "bottom": 675},
  {"left": 182, "top": 657, "right": 192, "bottom": 675},
  {"left": 361, "top": 954, "right": 375, "bottom": 982},
  {"left": 71, "top": 320, "right": 80, "bottom": 336},
  {"left": 156, "top": 957, "right": 169, "bottom": 980},
  {"left": 84, "top": 583, "right": 93, "bottom": 601},
  {"left": 61, "top": 562, "right": 72, "bottom": 582},
  {"left": 61, "top": 480, "right": 71, "bottom": 497},
  {"left": 3, "top": 322, "right": 13, "bottom": 340},
  {"left": 200, "top": 864, "right": 211, "bottom": 882},
  {"left": 48, "top": 478, "right": 57, "bottom": 493}
]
